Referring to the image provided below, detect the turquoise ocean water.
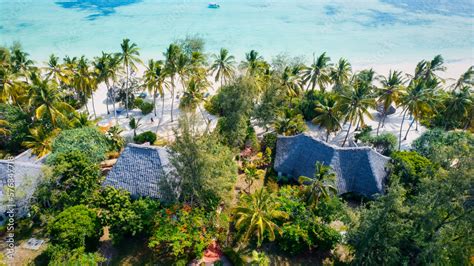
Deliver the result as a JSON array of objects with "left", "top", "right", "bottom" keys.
[{"left": 0, "top": 0, "right": 473, "bottom": 65}]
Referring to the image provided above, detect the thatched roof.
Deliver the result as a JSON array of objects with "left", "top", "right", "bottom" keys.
[
  {"left": 103, "top": 143, "right": 172, "bottom": 199},
  {"left": 274, "top": 134, "right": 390, "bottom": 197},
  {"left": 0, "top": 150, "right": 45, "bottom": 218}
]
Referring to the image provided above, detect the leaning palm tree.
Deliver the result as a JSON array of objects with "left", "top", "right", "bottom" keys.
[
  {"left": 312, "top": 96, "right": 342, "bottom": 142},
  {"left": 337, "top": 80, "right": 376, "bottom": 147},
  {"left": 302, "top": 52, "right": 332, "bottom": 92},
  {"left": 330, "top": 58, "right": 352, "bottom": 92},
  {"left": 376, "top": 70, "right": 407, "bottom": 135},
  {"left": 398, "top": 79, "right": 433, "bottom": 149},
  {"left": 298, "top": 161, "right": 337, "bottom": 208},
  {"left": 94, "top": 52, "right": 121, "bottom": 123},
  {"left": 119, "top": 38, "right": 142, "bottom": 118},
  {"left": 453, "top": 66, "right": 474, "bottom": 90},
  {"left": 75, "top": 56, "right": 98, "bottom": 118},
  {"left": 164, "top": 44, "right": 181, "bottom": 122},
  {"left": 414, "top": 55, "right": 445, "bottom": 83},
  {"left": 234, "top": 189, "right": 288, "bottom": 247},
  {"left": 143, "top": 59, "right": 168, "bottom": 117},
  {"left": 209, "top": 48, "right": 236, "bottom": 87},
  {"left": 23, "top": 126, "right": 59, "bottom": 157},
  {"left": 44, "top": 54, "right": 70, "bottom": 85}
]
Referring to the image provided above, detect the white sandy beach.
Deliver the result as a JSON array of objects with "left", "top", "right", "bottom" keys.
[{"left": 85, "top": 59, "right": 471, "bottom": 149}]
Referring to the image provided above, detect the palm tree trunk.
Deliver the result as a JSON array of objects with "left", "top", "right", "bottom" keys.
[
  {"left": 376, "top": 112, "right": 385, "bottom": 136},
  {"left": 105, "top": 81, "right": 110, "bottom": 114},
  {"left": 342, "top": 120, "right": 353, "bottom": 147},
  {"left": 153, "top": 88, "right": 157, "bottom": 117},
  {"left": 198, "top": 104, "right": 209, "bottom": 128},
  {"left": 171, "top": 77, "right": 175, "bottom": 122},
  {"left": 125, "top": 65, "right": 130, "bottom": 118},
  {"left": 161, "top": 95, "right": 165, "bottom": 125},
  {"left": 404, "top": 118, "right": 415, "bottom": 140},
  {"left": 91, "top": 91, "right": 97, "bottom": 119},
  {"left": 112, "top": 84, "right": 118, "bottom": 125},
  {"left": 326, "top": 130, "right": 330, "bottom": 142},
  {"left": 398, "top": 108, "right": 409, "bottom": 150}
]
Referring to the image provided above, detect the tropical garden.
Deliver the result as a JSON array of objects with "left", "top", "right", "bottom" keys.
[{"left": 0, "top": 38, "right": 472, "bottom": 265}]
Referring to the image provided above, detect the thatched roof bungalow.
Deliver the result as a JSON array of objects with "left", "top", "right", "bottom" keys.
[{"left": 274, "top": 134, "right": 390, "bottom": 197}]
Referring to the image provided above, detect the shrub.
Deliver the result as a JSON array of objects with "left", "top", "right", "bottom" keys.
[
  {"left": 139, "top": 101, "right": 154, "bottom": 115},
  {"left": 133, "top": 98, "right": 144, "bottom": 109},
  {"left": 245, "top": 126, "right": 260, "bottom": 151},
  {"left": 48, "top": 205, "right": 102, "bottom": 250},
  {"left": 369, "top": 133, "right": 397, "bottom": 156},
  {"left": 133, "top": 131, "right": 157, "bottom": 144},
  {"left": 148, "top": 206, "right": 218, "bottom": 260},
  {"left": 296, "top": 90, "right": 325, "bottom": 120},
  {"left": 262, "top": 132, "right": 277, "bottom": 151},
  {"left": 49, "top": 127, "right": 109, "bottom": 163},
  {"left": 390, "top": 151, "right": 436, "bottom": 190}
]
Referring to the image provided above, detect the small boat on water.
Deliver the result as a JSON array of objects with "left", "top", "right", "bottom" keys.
[{"left": 208, "top": 2, "right": 220, "bottom": 8}]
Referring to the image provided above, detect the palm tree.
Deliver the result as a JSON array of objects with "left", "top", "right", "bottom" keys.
[
  {"left": 298, "top": 162, "right": 337, "bottom": 208},
  {"left": 241, "top": 50, "right": 265, "bottom": 76},
  {"left": 443, "top": 86, "right": 473, "bottom": 130},
  {"left": 312, "top": 96, "right": 341, "bottom": 142},
  {"left": 75, "top": 56, "right": 98, "bottom": 118},
  {"left": 398, "top": 79, "right": 433, "bottom": 149},
  {"left": 129, "top": 117, "right": 142, "bottom": 137},
  {"left": 143, "top": 59, "right": 168, "bottom": 117},
  {"left": 180, "top": 76, "right": 209, "bottom": 124},
  {"left": 11, "top": 46, "right": 34, "bottom": 77},
  {"left": 44, "top": 54, "right": 70, "bottom": 85},
  {"left": 28, "top": 73, "right": 74, "bottom": 126},
  {"left": 209, "top": 48, "right": 236, "bottom": 87},
  {"left": 70, "top": 112, "right": 96, "bottom": 128},
  {"left": 0, "top": 65, "right": 23, "bottom": 104},
  {"left": 453, "top": 66, "right": 474, "bottom": 90},
  {"left": 23, "top": 126, "right": 59, "bottom": 157},
  {"left": 330, "top": 58, "right": 352, "bottom": 92},
  {"left": 176, "top": 52, "right": 190, "bottom": 93},
  {"left": 414, "top": 55, "right": 445, "bottom": 82},
  {"left": 281, "top": 65, "right": 303, "bottom": 106},
  {"left": 273, "top": 109, "right": 307, "bottom": 136},
  {"left": 337, "top": 80, "right": 376, "bottom": 147},
  {"left": 94, "top": 52, "right": 121, "bottom": 123},
  {"left": 302, "top": 52, "right": 331, "bottom": 92},
  {"left": 119, "top": 39, "right": 142, "bottom": 118},
  {"left": 234, "top": 189, "right": 288, "bottom": 247},
  {"left": 164, "top": 44, "right": 181, "bottom": 122},
  {"left": 376, "top": 70, "right": 406, "bottom": 135}
]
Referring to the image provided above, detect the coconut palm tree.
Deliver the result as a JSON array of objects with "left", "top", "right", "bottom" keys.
[
  {"left": 241, "top": 50, "right": 265, "bottom": 77},
  {"left": 11, "top": 46, "right": 34, "bottom": 76},
  {"left": 176, "top": 52, "right": 190, "bottom": 92},
  {"left": 70, "top": 112, "right": 96, "bottom": 128},
  {"left": 443, "top": 86, "right": 473, "bottom": 130},
  {"left": 180, "top": 76, "right": 209, "bottom": 124},
  {"left": 273, "top": 108, "right": 307, "bottom": 136},
  {"left": 312, "top": 96, "right": 341, "bottom": 142},
  {"left": 302, "top": 52, "right": 332, "bottom": 92},
  {"left": 298, "top": 161, "right": 337, "bottom": 208},
  {"left": 0, "top": 64, "right": 23, "bottom": 104},
  {"left": 234, "top": 189, "right": 288, "bottom": 247},
  {"left": 376, "top": 70, "right": 407, "bottom": 135},
  {"left": 23, "top": 126, "right": 59, "bottom": 157},
  {"left": 28, "top": 73, "right": 74, "bottom": 126},
  {"left": 44, "top": 54, "right": 70, "bottom": 85},
  {"left": 94, "top": 52, "right": 121, "bottom": 122},
  {"left": 338, "top": 80, "right": 376, "bottom": 147},
  {"left": 281, "top": 65, "right": 303, "bottom": 106},
  {"left": 209, "top": 48, "right": 236, "bottom": 87},
  {"left": 414, "top": 55, "right": 445, "bottom": 83},
  {"left": 75, "top": 56, "right": 98, "bottom": 118},
  {"left": 398, "top": 79, "right": 433, "bottom": 149},
  {"left": 129, "top": 117, "right": 142, "bottom": 137},
  {"left": 453, "top": 66, "right": 474, "bottom": 90},
  {"left": 119, "top": 38, "right": 142, "bottom": 118},
  {"left": 143, "top": 59, "right": 168, "bottom": 117},
  {"left": 164, "top": 44, "right": 181, "bottom": 122},
  {"left": 330, "top": 58, "right": 352, "bottom": 92}
]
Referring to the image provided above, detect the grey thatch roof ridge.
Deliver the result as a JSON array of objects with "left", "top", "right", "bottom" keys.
[
  {"left": 103, "top": 143, "right": 172, "bottom": 199},
  {"left": 274, "top": 133, "right": 390, "bottom": 197}
]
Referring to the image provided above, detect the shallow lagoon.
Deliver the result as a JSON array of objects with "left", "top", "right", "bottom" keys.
[{"left": 0, "top": 0, "right": 473, "bottom": 66}]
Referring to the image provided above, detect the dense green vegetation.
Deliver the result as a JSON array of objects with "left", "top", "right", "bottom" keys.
[{"left": 0, "top": 39, "right": 472, "bottom": 265}]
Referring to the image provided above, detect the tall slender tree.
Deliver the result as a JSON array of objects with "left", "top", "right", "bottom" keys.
[
  {"left": 209, "top": 48, "right": 236, "bottom": 87},
  {"left": 376, "top": 70, "right": 406, "bottom": 135},
  {"left": 312, "top": 96, "right": 341, "bottom": 142},
  {"left": 302, "top": 52, "right": 331, "bottom": 92},
  {"left": 119, "top": 39, "right": 142, "bottom": 118},
  {"left": 164, "top": 44, "right": 181, "bottom": 122}
]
